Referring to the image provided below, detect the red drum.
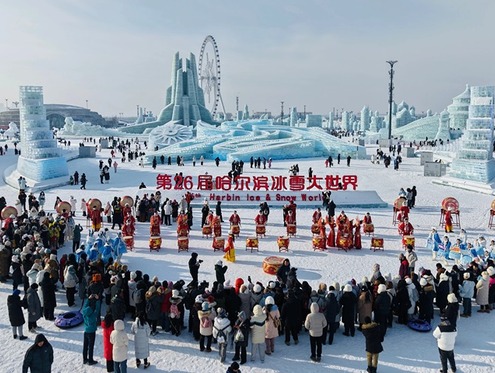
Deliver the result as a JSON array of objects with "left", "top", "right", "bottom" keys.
[
  {"left": 402, "top": 235, "right": 415, "bottom": 248},
  {"left": 287, "top": 224, "right": 297, "bottom": 236},
  {"left": 178, "top": 237, "right": 189, "bottom": 252},
  {"left": 371, "top": 237, "right": 384, "bottom": 251},
  {"left": 311, "top": 224, "right": 320, "bottom": 235},
  {"left": 202, "top": 225, "right": 212, "bottom": 237},
  {"left": 214, "top": 225, "right": 222, "bottom": 237},
  {"left": 262, "top": 256, "right": 285, "bottom": 275},
  {"left": 177, "top": 227, "right": 189, "bottom": 237},
  {"left": 213, "top": 236, "right": 225, "bottom": 251},
  {"left": 363, "top": 223, "right": 374, "bottom": 234},
  {"left": 123, "top": 236, "right": 134, "bottom": 251},
  {"left": 246, "top": 236, "right": 259, "bottom": 251},
  {"left": 277, "top": 236, "right": 290, "bottom": 251},
  {"left": 231, "top": 225, "right": 240, "bottom": 236},
  {"left": 1, "top": 206, "right": 18, "bottom": 219},
  {"left": 338, "top": 235, "right": 352, "bottom": 250},
  {"left": 149, "top": 236, "right": 161, "bottom": 251},
  {"left": 256, "top": 224, "right": 266, "bottom": 237},
  {"left": 312, "top": 236, "right": 325, "bottom": 250}
]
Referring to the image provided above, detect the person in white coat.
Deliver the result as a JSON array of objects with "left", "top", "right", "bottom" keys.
[
  {"left": 250, "top": 304, "right": 266, "bottom": 363},
  {"left": 110, "top": 319, "right": 129, "bottom": 373},
  {"left": 212, "top": 307, "right": 231, "bottom": 363},
  {"left": 433, "top": 319, "right": 457, "bottom": 373},
  {"left": 198, "top": 301, "right": 216, "bottom": 352},
  {"left": 304, "top": 302, "right": 328, "bottom": 363},
  {"left": 131, "top": 313, "right": 151, "bottom": 369},
  {"left": 476, "top": 270, "right": 490, "bottom": 313},
  {"left": 405, "top": 277, "right": 419, "bottom": 319},
  {"left": 70, "top": 196, "right": 77, "bottom": 216}
]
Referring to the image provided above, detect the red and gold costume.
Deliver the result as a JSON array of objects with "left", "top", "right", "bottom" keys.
[
  {"left": 398, "top": 219, "right": 414, "bottom": 236},
  {"left": 212, "top": 215, "right": 222, "bottom": 237},
  {"left": 150, "top": 213, "right": 161, "bottom": 236},
  {"left": 327, "top": 216, "right": 336, "bottom": 248},
  {"left": 444, "top": 209, "right": 453, "bottom": 233},
  {"left": 224, "top": 234, "right": 236, "bottom": 262},
  {"left": 255, "top": 212, "right": 267, "bottom": 226},
  {"left": 177, "top": 212, "right": 189, "bottom": 236},
  {"left": 397, "top": 204, "right": 409, "bottom": 222},
  {"left": 353, "top": 218, "right": 362, "bottom": 249},
  {"left": 229, "top": 212, "right": 241, "bottom": 226},
  {"left": 336, "top": 212, "right": 353, "bottom": 249},
  {"left": 90, "top": 207, "right": 102, "bottom": 231},
  {"left": 312, "top": 209, "right": 322, "bottom": 224}
]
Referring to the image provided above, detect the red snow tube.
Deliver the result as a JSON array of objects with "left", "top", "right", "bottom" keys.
[
  {"left": 54, "top": 311, "right": 84, "bottom": 329},
  {"left": 407, "top": 319, "right": 432, "bottom": 332}
]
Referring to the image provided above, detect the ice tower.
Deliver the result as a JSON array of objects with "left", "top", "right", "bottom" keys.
[
  {"left": 449, "top": 86, "right": 495, "bottom": 183},
  {"left": 16, "top": 86, "right": 69, "bottom": 181}
]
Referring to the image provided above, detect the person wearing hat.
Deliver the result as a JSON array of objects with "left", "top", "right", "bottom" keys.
[
  {"left": 131, "top": 313, "right": 151, "bottom": 369},
  {"left": 476, "top": 270, "right": 490, "bottom": 313},
  {"left": 433, "top": 318, "right": 457, "bottom": 373},
  {"left": 444, "top": 293, "right": 459, "bottom": 328},
  {"left": 418, "top": 277, "right": 435, "bottom": 325},
  {"left": 8, "top": 288, "right": 28, "bottom": 340},
  {"left": 304, "top": 302, "right": 327, "bottom": 362},
  {"left": 215, "top": 260, "right": 228, "bottom": 285},
  {"left": 361, "top": 316, "right": 383, "bottom": 373},
  {"left": 82, "top": 293, "right": 102, "bottom": 365},
  {"left": 213, "top": 307, "right": 232, "bottom": 363},
  {"left": 226, "top": 361, "right": 241, "bottom": 373},
  {"left": 373, "top": 284, "right": 391, "bottom": 341},
  {"left": 224, "top": 232, "right": 236, "bottom": 263},
  {"left": 340, "top": 284, "right": 357, "bottom": 336},
  {"left": 264, "top": 296, "right": 280, "bottom": 355},
  {"left": 22, "top": 334, "right": 53, "bottom": 372},
  {"left": 459, "top": 272, "right": 475, "bottom": 317},
  {"left": 26, "top": 283, "right": 42, "bottom": 332},
  {"left": 169, "top": 289, "right": 183, "bottom": 336},
  {"left": 198, "top": 301, "right": 216, "bottom": 352},
  {"left": 232, "top": 311, "right": 249, "bottom": 364},
  {"left": 436, "top": 273, "right": 450, "bottom": 314},
  {"left": 188, "top": 253, "right": 202, "bottom": 285}
]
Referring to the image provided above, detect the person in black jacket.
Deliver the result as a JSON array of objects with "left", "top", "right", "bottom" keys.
[
  {"left": 232, "top": 311, "right": 249, "bottom": 365},
  {"left": 418, "top": 278, "right": 435, "bottom": 324},
  {"left": 8, "top": 289, "right": 27, "bottom": 340},
  {"left": 215, "top": 260, "right": 228, "bottom": 284},
  {"left": 22, "top": 334, "right": 53, "bottom": 373},
  {"left": 281, "top": 289, "right": 301, "bottom": 345},
  {"left": 188, "top": 253, "right": 201, "bottom": 285},
  {"left": 373, "top": 284, "right": 391, "bottom": 341},
  {"left": 395, "top": 279, "right": 410, "bottom": 325},
  {"left": 215, "top": 201, "right": 224, "bottom": 222},
  {"left": 276, "top": 259, "right": 291, "bottom": 287},
  {"left": 324, "top": 287, "right": 341, "bottom": 344},
  {"left": 361, "top": 316, "right": 383, "bottom": 373},
  {"left": 40, "top": 272, "right": 57, "bottom": 321},
  {"left": 444, "top": 293, "right": 459, "bottom": 328},
  {"left": 340, "top": 284, "right": 357, "bottom": 336}
]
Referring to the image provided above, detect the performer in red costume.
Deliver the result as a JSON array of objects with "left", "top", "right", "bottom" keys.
[
  {"left": 212, "top": 214, "right": 222, "bottom": 237},
  {"left": 312, "top": 208, "right": 322, "bottom": 223},
  {"left": 353, "top": 216, "right": 362, "bottom": 249},
  {"left": 444, "top": 207, "right": 453, "bottom": 233},
  {"left": 398, "top": 217, "right": 414, "bottom": 236},
  {"left": 285, "top": 209, "right": 296, "bottom": 225},
  {"left": 397, "top": 201, "right": 410, "bottom": 222},
  {"left": 90, "top": 206, "right": 102, "bottom": 231},
  {"left": 177, "top": 210, "right": 189, "bottom": 236},
  {"left": 327, "top": 216, "right": 336, "bottom": 248},
  {"left": 254, "top": 210, "right": 267, "bottom": 226},
  {"left": 123, "top": 203, "right": 132, "bottom": 218},
  {"left": 229, "top": 210, "right": 241, "bottom": 226},
  {"left": 150, "top": 211, "right": 161, "bottom": 236}
]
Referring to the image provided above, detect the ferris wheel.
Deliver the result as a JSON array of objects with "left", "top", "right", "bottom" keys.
[{"left": 198, "top": 35, "right": 226, "bottom": 118}]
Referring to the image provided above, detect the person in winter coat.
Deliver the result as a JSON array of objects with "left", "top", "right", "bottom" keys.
[
  {"left": 215, "top": 260, "right": 228, "bottom": 284},
  {"left": 145, "top": 286, "right": 163, "bottom": 335},
  {"left": 40, "top": 271, "right": 56, "bottom": 321},
  {"left": 213, "top": 307, "right": 232, "bottom": 363},
  {"left": 131, "top": 313, "right": 151, "bottom": 369},
  {"left": 198, "top": 301, "right": 216, "bottom": 352},
  {"left": 232, "top": 311, "right": 249, "bottom": 365},
  {"left": 445, "top": 293, "right": 459, "bottom": 328},
  {"left": 373, "top": 284, "right": 391, "bottom": 341},
  {"left": 250, "top": 304, "right": 266, "bottom": 363},
  {"left": 405, "top": 246, "right": 418, "bottom": 277},
  {"left": 26, "top": 283, "right": 42, "bottom": 332},
  {"left": 398, "top": 253, "right": 409, "bottom": 280},
  {"left": 82, "top": 294, "right": 101, "bottom": 365},
  {"left": 476, "top": 271, "right": 490, "bottom": 312},
  {"left": 361, "top": 316, "right": 383, "bottom": 373},
  {"left": 8, "top": 289, "right": 27, "bottom": 340},
  {"left": 101, "top": 313, "right": 115, "bottom": 373},
  {"left": 110, "top": 319, "right": 128, "bottom": 373},
  {"left": 340, "top": 284, "right": 357, "bottom": 336},
  {"left": 418, "top": 278, "right": 435, "bottom": 324},
  {"left": 22, "top": 334, "right": 53, "bottom": 373},
  {"left": 263, "top": 296, "right": 280, "bottom": 355},
  {"left": 357, "top": 286, "right": 373, "bottom": 330},
  {"left": 304, "top": 302, "right": 328, "bottom": 362},
  {"left": 276, "top": 259, "right": 291, "bottom": 286},
  {"left": 436, "top": 273, "right": 450, "bottom": 313},
  {"left": 281, "top": 289, "right": 301, "bottom": 345},
  {"left": 324, "top": 287, "right": 341, "bottom": 345},
  {"left": 459, "top": 272, "right": 475, "bottom": 317},
  {"left": 64, "top": 264, "right": 78, "bottom": 307},
  {"left": 433, "top": 319, "right": 457, "bottom": 373},
  {"left": 406, "top": 277, "right": 419, "bottom": 320}
]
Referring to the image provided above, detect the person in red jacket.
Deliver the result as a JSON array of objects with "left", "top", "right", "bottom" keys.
[
  {"left": 397, "top": 218, "right": 414, "bottom": 236},
  {"left": 90, "top": 206, "right": 102, "bottom": 231},
  {"left": 101, "top": 313, "right": 114, "bottom": 373}
]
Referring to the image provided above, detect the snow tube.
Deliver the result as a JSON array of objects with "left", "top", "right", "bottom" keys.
[
  {"left": 54, "top": 311, "right": 84, "bottom": 329},
  {"left": 407, "top": 319, "right": 432, "bottom": 332}
]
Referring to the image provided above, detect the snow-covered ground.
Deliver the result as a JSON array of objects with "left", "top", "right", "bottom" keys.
[{"left": 1, "top": 140, "right": 494, "bottom": 373}]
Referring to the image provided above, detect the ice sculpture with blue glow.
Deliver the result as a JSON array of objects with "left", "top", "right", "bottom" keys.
[
  {"left": 146, "top": 119, "right": 366, "bottom": 163},
  {"left": 16, "top": 86, "right": 69, "bottom": 181},
  {"left": 449, "top": 86, "right": 495, "bottom": 183}
]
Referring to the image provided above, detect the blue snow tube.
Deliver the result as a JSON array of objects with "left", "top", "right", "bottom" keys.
[
  {"left": 54, "top": 311, "right": 84, "bottom": 329},
  {"left": 407, "top": 319, "right": 432, "bottom": 332}
]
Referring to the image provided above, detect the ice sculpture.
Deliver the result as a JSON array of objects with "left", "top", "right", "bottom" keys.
[
  {"left": 148, "top": 121, "right": 193, "bottom": 148},
  {"left": 434, "top": 110, "right": 451, "bottom": 140},
  {"left": 59, "top": 117, "right": 123, "bottom": 137},
  {"left": 447, "top": 84, "right": 470, "bottom": 130},
  {"left": 121, "top": 52, "right": 214, "bottom": 134},
  {"left": 449, "top": 86, "right": 495, "bottom": 183},
  {"left": 360, "top": 106, "right": 369, "bottom": 132},
  {"left": 4, "top": 122, "right": 19, "bottom": 138},
  {"left": 16, "top": 86, "right": 69, "bottom": 181},
  {"left": 145, "top": 119, "right": 366, "bottom": 164}
]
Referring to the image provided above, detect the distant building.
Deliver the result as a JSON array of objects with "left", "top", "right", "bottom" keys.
[{"left": 0, "top": 104, "right": 107, "bottom": 128}]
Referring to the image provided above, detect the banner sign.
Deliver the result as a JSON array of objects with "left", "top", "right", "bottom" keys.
[{"left": 156, "top": 174, "right": 358, "bottom": 192}]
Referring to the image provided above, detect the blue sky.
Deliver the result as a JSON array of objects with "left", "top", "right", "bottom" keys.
[{"left": 0, "top": 0, "right": 493, "bottom": 117}]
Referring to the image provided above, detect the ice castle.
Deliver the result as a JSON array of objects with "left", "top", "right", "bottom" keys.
[
  {"left": 16, "top": 86, "right": 69, "bottom": 182},
  {"left": 449, "top": 86, "right": 495, "bottom": 183}
]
